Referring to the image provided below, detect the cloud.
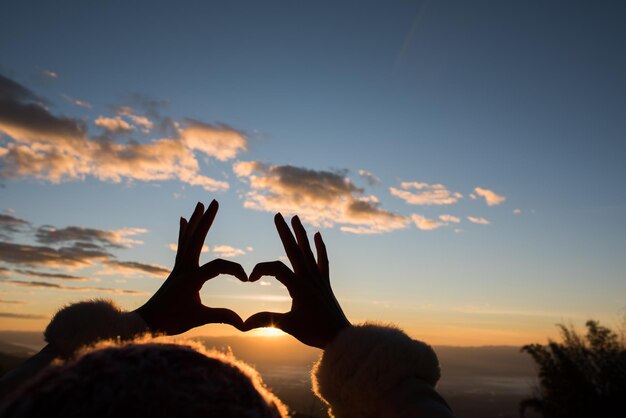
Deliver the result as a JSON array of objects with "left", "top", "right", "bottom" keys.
[
  {"left": 212, "top": 245, "right": 246, "bottom": 258},
  {"left": 0, "top": 74, "right": 243, "bottom": 191},
  {"left": 411, "top": 214, "right": 444, "bottom": 231},
  {"left": 390, "top": 182, "right": 462, "bottom": 206},
  {"left": 14, "top": 269, "right": 88, "bottom": 281},
  {"left": 474, "top": 187, "right": 506, "bottom": 206},
  {"left": 467, "top": 216, "right": 490, "bottom": 225},
  {"left": 513, "top": 208, "right": 522, "bottom": 215},
  {"left": 61, "top": 94, "right": 92, "bottom": 109},
  {"left": 358, "top": 169, "right": 381, "bottom": 186},
  {"left": 439, "top": 214, "right": 461, "bottom": 223},
  {"left": 168, "top": 243, "right": 209, "bottom": 253},
  {"left": 41, "top": 70, "right": 58, "bottom": 79},
  {"left": 0, "top": 214, "right": 30, "bottom": 239},
  {"left": 0, "top": 241, "right": 111, "bottom": 269},
  {"left": 0, "top": 279, "right": 147, "bottom": 295},
  {"left": 100, "top": 260, "right": 169, "bottom": 277},
  {"left": 115, "top": 106, "right": 153, "bottom": 132},
  {"left": 0, "top": 299, "right": 26, "bottom": 304},
  {"left": 95, "top": 116, "right": 134, "bottom": 134},
  {"left": 35, "top": 226, "right": 147, "bottom": 248},
  {"left": 0, "top": 312, "right": 48, "bottom": 319},
  {"left": 179, "top": 119, "right": 247, "bottom": 161},
  {"left": 234, "top": 161, "right": 409, "bottom": 234}
]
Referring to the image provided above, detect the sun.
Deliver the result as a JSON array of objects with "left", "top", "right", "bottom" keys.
[{"left": 254, "top": 327, "right": 286, "bottom": 338}]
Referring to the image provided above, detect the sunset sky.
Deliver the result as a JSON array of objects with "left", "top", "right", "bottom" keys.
[{"left": 1, "top": 0, "right": 625, "bottom": 345}]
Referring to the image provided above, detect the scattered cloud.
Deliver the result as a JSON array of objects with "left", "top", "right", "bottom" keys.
[
  {"left": 0, "top": 241, "right": 111, "bottom": 269},
  {"left": 513, "top": 208, "right": 522, "bottom": 215},
  {"left": 439, "top": 214, "right": 461, "bottom": 223},
  {"left": 61, "top": 94, "right": 92, "bottom": 109},
  {"left": 179, "top": 119, "right": 247, "bottom": 161},
  {"left": 0, "top": 299, "right": 26, "bottom": 305},
  {"left": 358, "top": 169, "right": 380, "bottom": 186},
  {"left": 0, "top": 279, "right": 148, "bottom": 295},
  {"left": 390, "top": 182, "right": 462, "bottom": 206},
  {"left": 467, "top": 216, "right": 490, "bottom": 225},
  {"left": 212, "top": 245, "right": 246, "bottom": 258},
  {"left": 0, "top": 74, "right": 244, "bottom": 192},
  {"left": 100, "top": 260, "right": 169, "bottom": 277},
  {"left": 95, "top": 116, "right": 134, "bottom": 134},
  {"left": 0, "top": 311, "right": 48, "bottom": 319},
  {"left": 0, "top": 214, "right": 30, "bottom": 239},
  {"left": 168, "top": 243, "right": 209, "bottom": 253},
  {"left": 259, "top": 280, "right": 271, "bottom": 287},
  {"left": 474, "top": 187, "right": 506, "bottom": 206},
  {"left": 35, "top": 226, "right": 147, "bottom": 248},
  {"left": 234, "top": 161, "right": 409, "bottom": 234},
  {"left": 14, "top": 269, "right": 88, "bottom": 281},
  {"left": 41, "top": 70, "right": 58, "bottom": 79},
  {"left": 115, "top": 106, "right": 153, "bottom": 132},
  {"left": 411, "top": 214, "right": 444, "bottom": 231}
]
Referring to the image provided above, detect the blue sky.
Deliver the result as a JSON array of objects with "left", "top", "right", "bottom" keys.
[{"left": 1, "top": 0, "right": 625, "bottom": 344}]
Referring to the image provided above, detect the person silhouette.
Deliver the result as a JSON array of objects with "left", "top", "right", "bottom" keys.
[{"left": 0, "top": 200, "right": 454, "bottom": 418}]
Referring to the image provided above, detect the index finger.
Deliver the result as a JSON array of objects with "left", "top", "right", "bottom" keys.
[{"left": 274, "top": 213, "right": 306, "bottom": 274}]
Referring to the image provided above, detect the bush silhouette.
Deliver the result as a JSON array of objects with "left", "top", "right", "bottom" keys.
[{"left": 520, "top": 320, "right": 626, "bottom": 417}]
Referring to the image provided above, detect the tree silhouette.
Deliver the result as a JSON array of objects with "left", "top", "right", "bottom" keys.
[{"left": 521, "top": 320, "right": 626, "bottom": 417}]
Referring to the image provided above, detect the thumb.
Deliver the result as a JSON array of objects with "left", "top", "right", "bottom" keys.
[{"left": 193, "top": 306, "right": 244, "bottom": 329}]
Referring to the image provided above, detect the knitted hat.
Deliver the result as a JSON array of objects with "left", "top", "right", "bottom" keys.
[{"left": 0, "top": 338, "right": 289, "bottom": 418}]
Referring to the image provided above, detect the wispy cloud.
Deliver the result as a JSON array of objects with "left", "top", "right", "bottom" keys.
[
  {"left": 0, "top": 311, "right": 49, "bottom": 319},
  {"left": 0, "top": 74, "right": 245, "bottom": 192},
  {"left": 41, "top": 70, "right": 58, "bottom": 79},
  {"left": 0, "top": 279, "right": 148, "bottom": 295},
  {"left": 358, "top": 169, "right": 381, "bottom": 186},
  {"left": 411, "top": 214, "right": 444, "bottom": 230},
  {"left": 35, "top": 226, "right": 147, "bottom": 248},
  {"left": 100, "top": 260, "right": 169, "bottom": 277},
  {"left": 0, "top": 299, "right": 26, "bottom": 305},
  {"left": 467, "top": 216, "right": 490, "bottom": 225},
  {"left": 513, "top": 208, "right": 522, "bottom": 215},
  {"left": 234, "top": 161, "right": 409, "bottom": 234},
  {"left": 212, "top": 245, "right": 246, "bottom": 258},
  {"left": 390, "top": 182, "right": 462, "bottom": 206},
  {"left": 61, "top": 94, "right": 92, "bottom": 109},
  {"left": 473, "top": 187, "right": 506, "bottom": 206},
  {"left": 0, "top": 214, "right": 30, "bottom": 239},
  {"left": 0, "top": 241, "right": 111, "bottom": 269},
  {"left": 14, "top": 269, "right": 88, "bottom": 281},
  {"left": 439, "top": 214, "right": 461, "bottom": 223},
  {"left": 95, "top": 116, "right": 134, "bottom": 134}
]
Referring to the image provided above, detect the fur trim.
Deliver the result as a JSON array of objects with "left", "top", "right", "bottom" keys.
[
  {"left": 44, "top": 299, "right": 149, "bottom": 357},
  {"left": 312, "top": 323, "right": 445, "bottom": 418}
]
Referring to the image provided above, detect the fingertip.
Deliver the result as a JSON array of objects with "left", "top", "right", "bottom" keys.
[
  {"left": 210, "top": 199, "right": 218, "bottom": 210},
  {"left": 195, "top": 201, "right": 204, "bottom": 212}
]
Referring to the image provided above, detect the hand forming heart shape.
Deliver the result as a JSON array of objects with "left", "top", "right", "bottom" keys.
[{"left": 135, "top": 200, "right": 351, "bottom": 349}]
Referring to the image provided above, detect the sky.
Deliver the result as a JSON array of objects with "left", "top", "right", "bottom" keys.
[{"left": 1, "top": 0, "right": 625, "bottom": 346}]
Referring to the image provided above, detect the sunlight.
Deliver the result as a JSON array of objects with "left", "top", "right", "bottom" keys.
[{"left": 253, "top": 327, "right": 286, "bottom": 338}]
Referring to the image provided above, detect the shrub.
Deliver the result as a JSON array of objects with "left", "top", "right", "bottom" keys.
[{"left": 520, "top": 320, "right": 626, "bottom": 417}]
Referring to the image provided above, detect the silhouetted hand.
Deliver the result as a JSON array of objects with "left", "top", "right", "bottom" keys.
[
  {"left": 243, "top": 213, "right": 351, "bottom": 349},
  {"left": 135, "top": 200, "right": 248, "bottom": 335}
]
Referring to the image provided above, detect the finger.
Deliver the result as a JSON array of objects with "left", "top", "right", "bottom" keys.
[
  {"left": 189, "top": 200, "right": 218, "bottom": 264},
  {"left": 242, "top": 311, "right": 287, "bottom": 331},
  {"left": 274, "top": 213, "right": 305, "bottom": 274},
  {"left": 196, "top": 259, "right": 248, "bottom": 284},
  {"left": 249, "top": 261, "right": 296, "bottom": 295},
  {"left": 291, "top": 216, "right": 317, "bottom": 273},
  {"left": 174, "top": 217, "right": 188, "bottom": 265},
  {"left": 180, "top": 202, "right": 204, "bottom": 256},
  {"left": 195, "top": 306, "right": 244, "bottom": 329},
  {"left": 314, "top": 232, "right": 330, "bottom": 280}
]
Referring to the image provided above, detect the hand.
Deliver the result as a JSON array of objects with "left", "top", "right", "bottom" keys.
[
  {"left": 135, "top": 200, "right": 248, "bottom": 335},
  {"left": 243, "top": 213, "right": 351, "bottom": 349}
]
